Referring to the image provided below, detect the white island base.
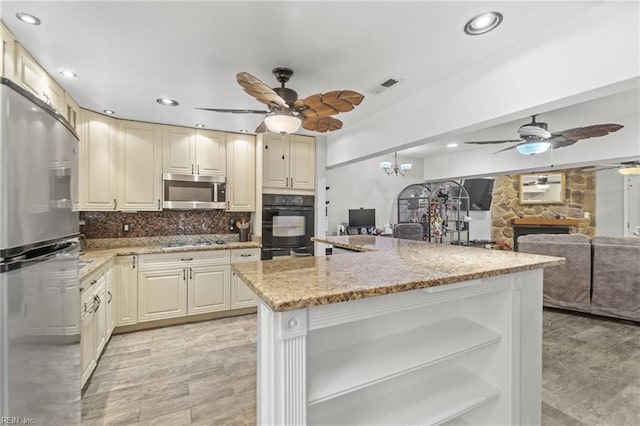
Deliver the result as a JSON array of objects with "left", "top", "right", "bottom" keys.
[{"left": 255, "top": 270, "right": 543, "bottom": 425}]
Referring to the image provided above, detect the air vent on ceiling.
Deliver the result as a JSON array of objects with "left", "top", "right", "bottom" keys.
[{"left": 369, "top": 76, "right": 402, "bottom": 94}]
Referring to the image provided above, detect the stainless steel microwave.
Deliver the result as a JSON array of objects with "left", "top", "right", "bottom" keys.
[{"left": 163, "top": 174, "right": 226, "bottom": 209}]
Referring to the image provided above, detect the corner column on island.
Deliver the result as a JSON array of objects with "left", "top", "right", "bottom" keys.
[{"left": 232, "top": 235, "right": 564, "bottom": 425}]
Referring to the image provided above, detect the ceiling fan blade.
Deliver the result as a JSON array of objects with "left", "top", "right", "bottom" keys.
[
  {"left": 236, "top": 72, "right": 288, "bottom": 109},
  {"left": 195, "top": 108, "right": 269, "bottom": 114},
  {"left": 551, "top": 123, "right": 624, "bottom": 141},
  {"left": 301, "top": 116, "right": 343, "bottom": 132},
  {"left": 492, "top": 144, "right": 520, "bottom": 154},
  {"left": 255, "top": 121, "right": 267, "bottom": 134},
  {"left": 297, "top": 90, "right": 364, "bottom": 117},
  {"left": 465, "top": 139, "right": 524, "bottom": 145}
]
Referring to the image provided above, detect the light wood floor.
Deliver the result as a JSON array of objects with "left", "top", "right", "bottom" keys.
[{"left": 82, "top": 309, "right": 640, "bottom": 425}]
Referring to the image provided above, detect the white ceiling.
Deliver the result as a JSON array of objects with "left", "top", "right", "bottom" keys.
[{"left": 2, "top": 0, "right": 622, "bottom": 159}]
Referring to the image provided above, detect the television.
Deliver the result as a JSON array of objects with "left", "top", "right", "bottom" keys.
[
  {"left": 349, "top": 208, "right": 376, "bottom": 227},
  {"left": 462, "top": 178, "right": 494, "bottom": 211}
]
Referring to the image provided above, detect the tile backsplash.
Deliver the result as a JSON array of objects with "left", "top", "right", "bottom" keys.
[{"left": 80, "top": 210, "right": 252, "bottom": 239}]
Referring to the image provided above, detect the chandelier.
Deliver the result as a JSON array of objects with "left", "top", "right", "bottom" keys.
[{"left": 380, "top": 152, "right": 412, "bottom": 177}]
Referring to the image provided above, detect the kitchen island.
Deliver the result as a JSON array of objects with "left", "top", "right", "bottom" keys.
[{"left": 232, "top": 235, "right": 564, "bottom": 425}]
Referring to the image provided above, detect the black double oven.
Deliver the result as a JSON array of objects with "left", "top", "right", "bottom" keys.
[{"left": 261, "top": 194, "right": 315, "bottom": 260}]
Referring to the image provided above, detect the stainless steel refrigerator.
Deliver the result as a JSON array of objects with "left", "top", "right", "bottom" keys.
[{"left": 0, "top": 78, "right": 80, "bottom": 424}]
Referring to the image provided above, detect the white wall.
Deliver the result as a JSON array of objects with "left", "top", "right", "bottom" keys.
[
  {"left": 326, "top": 154, "right": 424, "bottom": 235},
  {"left": 326, "top": 2, "right": 639, "bottom": 167},
  {"left": 596, "top": 169, "right": 626, "bottom": 236}
]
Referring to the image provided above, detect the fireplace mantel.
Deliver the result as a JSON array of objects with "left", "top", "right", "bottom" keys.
[
  {"left": 511, "top": 218, "right": 580, "bottom": 227},
  {"left": 511, "top": 218, "right": 581, "bottom": 251}
]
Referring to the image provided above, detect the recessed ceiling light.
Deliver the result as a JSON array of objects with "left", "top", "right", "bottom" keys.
[
  {"left": 195, "top": 123, "right": 205, "bottom": 128},
  {"left": 447, "top": 143, "right": 459, "bottom": 148},
  {"left": 60, "top": 70, "right": 77, "bottom": 78},
  {"left": 156, "top": 98, "right": 179, "bottom": 106},
  {"left": 16, "top": 12, "right": 41, "bottom": 25},
  {"left": 240, "top": 129, "right": 249, "bottom": 133},
  {"left": 103, "top": 110, "right": 115, "bottom": 115},
  {"left": 464, "top": 11, "right": 503, "bottom": 35}
]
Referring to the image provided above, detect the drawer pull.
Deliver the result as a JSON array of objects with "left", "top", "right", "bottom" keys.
[
  {"left": 240, "top": 254, "right": 252, "bottom": 257},
  {"left": 181, "top": 258, "right": 194, "bottom": 261},
  {"left": 90, "top": 279, "right": 97, "bottom": 286}
]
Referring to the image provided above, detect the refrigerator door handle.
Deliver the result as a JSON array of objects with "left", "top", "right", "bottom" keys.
[{"left": 1, "top": 240, "right": 78, "bottom": 272}]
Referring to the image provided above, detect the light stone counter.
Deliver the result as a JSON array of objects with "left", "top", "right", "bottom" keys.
[
  {"left": 232, "top": 235, "right": 563, "bottom": 312},
  {"left": 80, "top": 240, "right": 261, "bottom": 281}
]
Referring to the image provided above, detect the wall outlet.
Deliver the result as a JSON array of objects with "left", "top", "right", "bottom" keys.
[
  {"left": 583, "top": 211, "right": 590, "bottom": 219},
  {"left": 123, "top": 223, "right": 130, "bottom": 232}
]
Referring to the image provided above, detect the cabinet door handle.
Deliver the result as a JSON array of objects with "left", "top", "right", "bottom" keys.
[
  {"left": 240, "top": 254, "right": 251, "bottom": 257},
  {"left": 132, "top": 256, "right": 136, "bottom": 269},
  {"left": 286, "top": 177, "right": 289, "bottom": 187},
  {"left": 189, "top": 268, "right": 192, "bottom": 280},
  {"left": 94, "top": 294, "right": 101, "bottom": 311},
  {"left": 192, "top": 164, "right": 194, "bottom": 174},
  {"left": 107, "top": 290, "right": 112, "bottom": 303},
  {"left": 181, "top": 257, "right": 193, "bottom": 261},
  {"left": 183, "top": 268, "right": 186, "bottom": 280},
  {"left": 90, "top": 279, "right": 97, "bottom": 286},
  {"left": 113, "top": 198, "right": 117, "bottom": 210},
  {"left": 290, "top": 178, "right": 293, "bottom": 188},
  {"left": 197, "top": 165, "right": 200, "bottom": 175}
]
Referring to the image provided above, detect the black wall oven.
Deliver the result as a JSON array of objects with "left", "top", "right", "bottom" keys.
[{"left": 262, "top": 194, "right": 314, "bottom": 260}]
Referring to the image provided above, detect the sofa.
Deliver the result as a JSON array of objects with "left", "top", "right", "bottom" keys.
[{"left": 518, "top": 234, "right": 640, "bottom": 322}]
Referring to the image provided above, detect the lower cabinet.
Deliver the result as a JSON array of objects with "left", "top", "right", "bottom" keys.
[
  {"left": 138, "top": 267, "right": 187, "bottom": 322},
  {"left": 113, "top": 255, "right": 138, "bottom": 326},
  {"left": 80, "top": 261, "right": 113, "bottom": 388},
  {"left": 138, "top": 250, "right": 232, "bottom": 322},
  {"left": 231, "top": 248, "right": 260, "bottom": 309},
  {"left": 188, "top": 264, "right": 230, "bottom": 315}
]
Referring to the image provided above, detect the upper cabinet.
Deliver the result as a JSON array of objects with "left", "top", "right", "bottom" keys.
[
  {"left": 1, "top": 22, "right": 16, "bottom": 80},
  {"left": 78, "top": 110, "right": 118, "bottom": 211},
  {"left": 64, "top": 92, "right": 79, "bottom": 131},
  {"left": 14, "top": 43, "right": 64, "bottom": 113},
  {"left": 163, "top": 127, "right": 225, "bottom": 176},
  {"left": 226, "top": 133, "right": 256, "bottom": 212},
  {"left": 262, "top": 132, "right": 315, "bottom": 192},
  {"left": 118, "top": 120, "right": 162, "bottom": 211}
]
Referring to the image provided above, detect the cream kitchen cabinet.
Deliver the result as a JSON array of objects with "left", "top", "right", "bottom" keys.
[
  {"left": 14, "top": 43, "right": 65, "bottom": 113},
  {"left": 1, "top": 22, "right": 16, "bottom": 80},
  {"left": 137, "top": 267, "right": 187, "bottom": 322},
  {"left": 262, "top": 132, "right": 315, "bottom": 192},
  {"left": 64, "top": 92, "right": 79, "bottom": 131},
  {"left": 226, "top": 133, "right": 256, "bottom": 211},
  {"left": 80, "top": 261, "right": 113, "bottom": 388},
  {"left": 138, "top": 250, "right": 231, "bottom": 321},
  {"left": 78, "top": 109, "right": 118, "bottom": 211},
  {"left": 113, "top": 255, "right": 138, "bottom": 326},
  {"left": 187, "top": 263, "right": 230, "bottom": 315},
  {"left": 230, "top": 248, "right": 260, "bottom": 309},
  {"left": 118, "top": 120, "right": 162, "bottom": 211},
  {"left": 163, "top": 126, "right": 226, "bottom": 176}
]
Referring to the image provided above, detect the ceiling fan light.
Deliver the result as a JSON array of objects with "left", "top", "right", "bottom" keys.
[
  {"left": 618, "top": 167, "right": 640, "bottom": 175},
  {"left": 516, "top": 142, "right": 551, "bottom": 155},
  {"left": 265, "top": 113, "right": 301, "bottom": 134}
]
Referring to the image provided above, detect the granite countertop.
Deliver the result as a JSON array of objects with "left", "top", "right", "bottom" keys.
[
  {"left": 79, "top": 240, "right": 261, "bottom": 281},
  {"left": 231, "top": 235, "right": 565, "bottom": 312}
]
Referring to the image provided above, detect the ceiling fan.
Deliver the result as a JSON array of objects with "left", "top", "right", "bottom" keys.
[
  {"left": 465, "top": 115, "right": 624, "bottom": 155},
  {"left": 196, "top": 67, "right": 364, "bottom": 134},
  {"left": 521, "top": 175, "right": 562, "bottom": 186},
  {"left": 582, "top": 160, "right": 640, "bottom": 175}
]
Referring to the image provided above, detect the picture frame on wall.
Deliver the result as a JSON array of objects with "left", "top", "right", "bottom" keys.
[{"left": 519, "top": 173, "right": 565, "bottom": 204}]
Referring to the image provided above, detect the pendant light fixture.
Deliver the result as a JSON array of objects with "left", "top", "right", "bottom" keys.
[{"left": 380, "top": 152, "right": 412, "bottom": 177}]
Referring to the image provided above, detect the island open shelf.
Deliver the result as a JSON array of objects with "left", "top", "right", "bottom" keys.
[{"left": 233, "top": 235, "right": 564, "bottom": 425}]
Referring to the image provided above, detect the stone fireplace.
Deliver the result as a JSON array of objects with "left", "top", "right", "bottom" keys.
[{"left": 491, "top": 168, "right": 596, "bottom": 249}]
